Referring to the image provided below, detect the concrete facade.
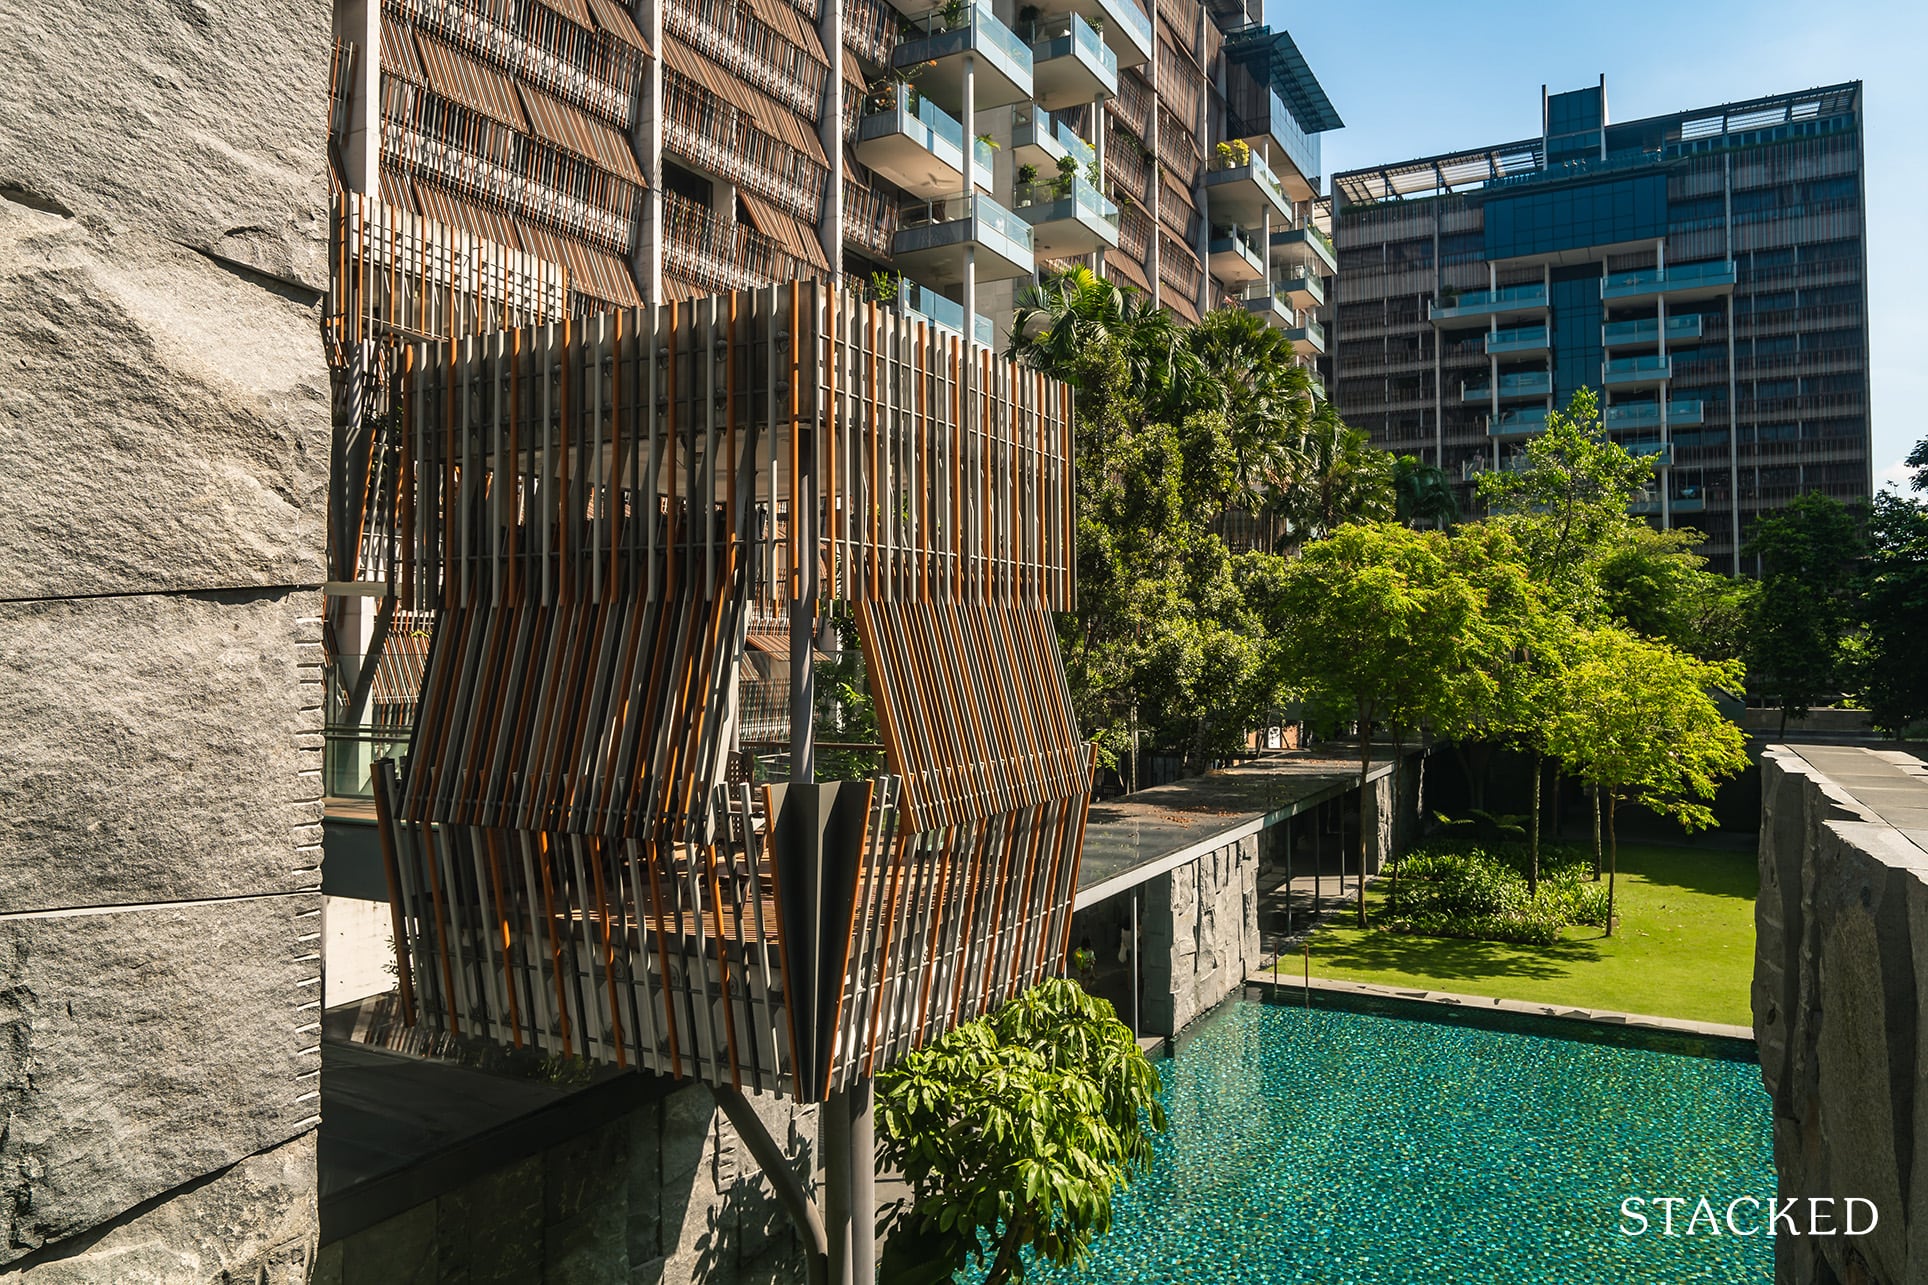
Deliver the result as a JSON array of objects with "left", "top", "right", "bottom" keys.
[
  {"left": 318, "top": 1082, "right": 813, "bottom": 1285},
  {"left": 1755, "top": 746, "right": 1928, "bottom": 1285},
  {"left": 1140, "top": 834, "right": 1263, "bottom": 1037},
  {"left": 0, "top": 0, "right": 333, "bottom": 1275}
]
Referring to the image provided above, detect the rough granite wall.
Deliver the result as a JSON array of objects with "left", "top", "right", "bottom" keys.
[
  {"left": 0, "top": 0, "right": 332, "bottom": 1275},
  {"left": 1142, "top": 835, "right": 1262, "bottom": 1036},
  {"left": 317, "top": 1084, "right": 815, "bottom": 1285},
  {"left": 1755, "top": 749, "right": 1927, "bottom": 1285}
]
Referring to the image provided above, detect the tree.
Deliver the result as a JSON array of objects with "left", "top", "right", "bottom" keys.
[
  {"left": 1596, "top": 523, "right": 1755, "bottom": 663},
  {"left": 1544, "top": 628, "right": 1748, "bottom": 934},
  {"left": 876, "top": 979, "right": 1166, "bottom": 1285},
  {"left": 1858, "top": 488, "right": 1928, "bottom": 734},
  {"left": 1254, "top": 523, "right": 1506, "bottom": 925},
  {"left": 1744, "top": 492, "right": 1866, "bottom": 733},
  {"left": 1267, "top": 406, "right": 1396, "bottom": 552},
  {"left": 1011, "top": 267, "right": 1199, "bottom": 412},
  {"left": 1392, "top": 453, "right": 1460, "bottom": 528}
]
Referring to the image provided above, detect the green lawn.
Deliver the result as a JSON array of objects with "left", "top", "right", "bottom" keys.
[{"left": 1280, "top": 842, "right": 1759, "bottom": 1027}]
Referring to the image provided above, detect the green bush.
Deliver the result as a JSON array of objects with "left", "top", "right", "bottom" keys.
[{"left": 1381, "top": 840, "right": 1608, "bottom": 945}]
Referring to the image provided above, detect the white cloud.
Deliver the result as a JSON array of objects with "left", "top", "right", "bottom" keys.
[{"left": 1876, "top": 457, "right": 1916, "bottom": 494}]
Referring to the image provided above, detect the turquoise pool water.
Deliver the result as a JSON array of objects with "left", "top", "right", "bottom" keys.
[{"left": 1029, "top": 999, "right": 1773, "bottom": 1284}]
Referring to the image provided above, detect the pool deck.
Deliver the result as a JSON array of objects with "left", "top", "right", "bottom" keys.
[
  {"left": 1247, "top": 973, "right": 1755, "bottom": 1043},
  {"left": 1073, "top": 747, "right": 1419, "bottom": 910}
]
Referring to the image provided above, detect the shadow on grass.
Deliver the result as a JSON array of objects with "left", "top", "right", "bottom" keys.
[
  {"left": 1313, "top": 929, "right": 1602, "bottom": 984},
  {"left": 1609, "top": 843, "right": 1759, "bottom": 902}
]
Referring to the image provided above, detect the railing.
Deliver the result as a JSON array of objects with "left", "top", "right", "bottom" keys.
[
  {"left": 900, "top": 192, "right": 1035, "bottom": 255},
  {"left": 1210, "top": 224, "right": 1261, "bottom": 261},
  {"left": 1012, "top": 106, "right": 1096, "bottom": 171},
  {"left": 1279, "top": 269, "right": 1324, "bottom": 305},
  {"left": 1602, "top": 260, "right": 1737, "bottom": 298},
  {"left": 1602, "top": 314, "right": 1704, "bottom": 345},
  {"left": 1464, "top": 371, "right": 1552, "bottom": 400},
  {"left": 1030, "top": 13, "right": 1117, "bottom": 81},
  {"left": 901, "top": 1, "right": 1031, "bottom": 77},
  {"left": 1605, "top": 399, "right": 1704, "bottom": 428},
  {"left": 900, "top": 281, "right": 995, "bottom": 347},
  {"left": 1487, "top": 407, "right": 1550, "bottom": 436},
  {"left": 863, "top": 81, "right": 966, "bottom": 157},
  {"left": 665, "top": 0, "right": 829, "bottom": 120},
  {"left": 1604, "top": 354, "right": 1672, "bottom": 381},
  {"left": 1207, "top": 147, "right": 1287, "bottom": 212},
  {"left": 1431, "top": 282, "right": 1548, "bottom": 319},
  {"left": 1014, "top": 175, "right": 1119, "bottom": 229},
  {"left": 1097, "top": 0, "right": 1153, "bottom": 60},
  {"left": 323, "top": 725, "right": 413, "bottom": 800},
  {"left": 1486, "top": 324, "right": 1548, "bottom": 353}
]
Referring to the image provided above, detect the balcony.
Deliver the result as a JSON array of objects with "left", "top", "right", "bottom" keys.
[
  {"left": 1013, "top": 174, "right": 1119, "bottom": 258},
  {"left": 855, "top": 85, "right": 993, "bottom": 199},
  {"left": 1238, "top": 282, "right": 1294, "bottom": 328},
  {"left": 1604, "top": 354, "right": 1672, "bottom": 389},
  {"left": 1028, "top": 13, "right": 1116, "bottom": 109},
  {"left": 1487, "top": 407, "right": 1550, "bottom": 438},
  {"left": 893, "top": 2, "right": 1034, "bottom": 112},
  {"left": 1285, "top": 320, "right": 1325, "bottom": 356},
  {"left": 899, "top": 281, "right": 996, "bottom": 348},
  {"left": 1204, "top": 147, "right": 1289, "bottom": 226},
  {"left": 1025, "top": 0, "right": 1151, "bottom": 68},
  {"left": 1630, "top": 488, "right": 1706, "bottom": 516},
  {"left": 1601, "top": 260, "right": 1737, "bottom": 303},
  {"left": 1279, "top": 269, "right": 1324, "bottom": 309},
  {"left": 1604, "top": 399, "right": 1704, "bottom": 429},
  {"left": 1208, "top": 226, "right": 1265, "bottom": 286},
  {"left": 1231, "top": 90, "right": 1321, "bottom": 203},
  {"left": 1602, "top": 314, "right": 1704, "bottom": 348},
  {"left": 1624, "top": 441, "right": 1674, "bottom": 468},
  {"left": 1463, "top": 370, "right": 1552, "bottom": 403},
  {"left": 1431, "top": 283, "right": 1548, "bottom": 326},
  {"left": 1485, "top": 325, "right": 1549, "bottom": 356},
  {"left": 893, "top": 192, "right": 1035, "bottom": 284},
  {"left": 1012, "top": 106, "right": 1095, "bottom": 176},
  {"left": 1270, "top": 222, "right": 1337, "bottom": 275}
]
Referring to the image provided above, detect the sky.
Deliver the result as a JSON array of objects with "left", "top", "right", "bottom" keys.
[{"left": 1274, "top": 0, "right": 1926, "bottom": 490}]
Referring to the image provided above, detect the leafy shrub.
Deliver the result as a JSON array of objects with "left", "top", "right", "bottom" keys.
[{"left": 1381, "top": 840, "right": 1608, "bottom": 945}]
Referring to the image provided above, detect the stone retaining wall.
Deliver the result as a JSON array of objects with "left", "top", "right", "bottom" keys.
[{"left": 1755, "top": 748, "right": 1928, "bottom": 1285}]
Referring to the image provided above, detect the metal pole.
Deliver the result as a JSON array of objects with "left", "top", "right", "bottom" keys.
[
  {"left": 1130, "top": 888, "right": 1141, "bottom": 1035},
  {"left": 1283, "top": 814, "right": 1293, "bottom": 938},
  {"left": 823, "top": 1091, "right": 852, "bottom": 1285}
]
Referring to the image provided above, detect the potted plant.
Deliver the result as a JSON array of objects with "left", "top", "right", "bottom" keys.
[
  {"left": 1053, "top": 153, "right": 1078, "bottom": 197},
  {"left": 1016, "top": 162, "right": 1040, "bottom": 185},
  {"left": 870, "top": 270, "right": 901, "bottom": 303},
  {"left": 939, "top": 0, "right": 966, "bottom": 30}
]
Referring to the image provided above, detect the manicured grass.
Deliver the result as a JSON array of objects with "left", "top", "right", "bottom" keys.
[{"left": 1279, "top": 842, "right": 1758, "bottom": 1027}]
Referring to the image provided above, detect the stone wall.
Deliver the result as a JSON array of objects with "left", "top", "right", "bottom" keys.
[
  {"left": 1754, "top": 749, "right": 1927, "bottom": 1285},
  {"left": 317, "top": 1084, "right": 814, "bottom": 1285},
  {"left": 1141, "top": 835, "right": 1262, "bottom": 1037},
  {"left": 0, "top": 0, "right": 332, "bottom": 1275}
]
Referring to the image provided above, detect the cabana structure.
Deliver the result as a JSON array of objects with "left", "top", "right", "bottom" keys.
[{"left": 372, "top": 281, "right": 1090, "bottom": 1104}]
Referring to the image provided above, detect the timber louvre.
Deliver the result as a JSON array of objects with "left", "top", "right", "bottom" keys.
[{"left": 376, "top": 281, "right": 1090, "bottom": 1100}]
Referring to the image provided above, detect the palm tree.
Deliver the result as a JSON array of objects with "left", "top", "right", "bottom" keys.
[
  {"left": 1270, "top": 406, "right": 1395, "bottom": 551},
  {"left": 1182, "top": 307, "right": 1317, "bottom": 513},
  {"left": 1393, "top": 454, "right": 1461, "bottom": 528},
  {"left": 1011, "top": 267, "right": 1199, "bottom": 410}
]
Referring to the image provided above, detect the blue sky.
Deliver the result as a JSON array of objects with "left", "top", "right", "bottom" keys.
[{"left": 1277, "top": 0, "right": 1925, "bottom": 489}]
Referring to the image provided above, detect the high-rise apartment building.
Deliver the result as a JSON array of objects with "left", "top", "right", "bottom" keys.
[
  {"left": 1330, "top": 80, "right": 1870, "bottom": 573},
  {"left": 325, "top": 0, "right": 1339, "bottom": 363}
]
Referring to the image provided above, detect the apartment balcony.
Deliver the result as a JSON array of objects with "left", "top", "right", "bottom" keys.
[
  {"left": 1285, "top": 320, "right": 1325, "bottom": 356},
  {"left": 1630, "top": 487, "right": 1706, "bottom": 515},
  {"left": 1601, "top": 260, "right": 1737, "bottom": 303},
  {"left": 1484, "top": 324, "right": 1548, "bottom": 356},
  {"left": 1238, "top": 282, "right": 1294, "bottom": 328},
  {"left": 1025, "top": 0, "right": 1151, "bottom": 68},
  {"left": 1012, "top": 106, "right": 1094, "bottom": 176},
  {"left": 1603, "top": 354, "right": 1672, "bottom": 389},
  {"left": 1270, "top": 223, "right": 1337, "bottom": 275},
  {"left": 1279, "top": 269, "right": 1324, "bottom": 309},
  {"left": 1431, "top": 283, "right": 1548, "bottom": 326},
  {"left": 1463, "top": 370, "right": 1552, "bottom": 403},
  {"left": 1602, "top": 314, "right": 1703, "bottom": 349},
  {"left": 1624, "top": 441, "right": 1674, "bottom": 468},
  {"left": 1230, "top": 90, "right": 1321, "bottom": 203},
  {"left": 1204, "top": 149, "right": 1289, "bottom": 226},
  {"left": 1487, "top": 407, "right": 1550, "bottom": 438},
  {"left": 899, "top": 281, "right": 995, "bottom": 347},
  {"left": 893, "top": 192, "right": 1034, "bottom": 284},
  {"left": 1013, "top": 175, "right": 1119, "bottom": 257},
  {"left": 893, "top": 3, "right": 1034, "bottom": 112},
  {"left": 855, "top": 85, "right": 993, "bottom": 199},
  {"left": 1604, "top": 399, "right": 1704, "bottom": 429},
  {"left": 1028, "top": 13, "right": 1116, "bottom": 109},
  {"left": 1207, "top": 226, "right": 1265, "bottom": 286}
]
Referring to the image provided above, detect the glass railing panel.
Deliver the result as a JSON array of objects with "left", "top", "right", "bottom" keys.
[
  {"left": 1057, "top": 120, "right": 1096, "bottom": 168},
  {"left": 1072, "top": 14, "right": 1117, "bottom": 77},
  {"left": 1073, "top": 175, "right": 1118, "bottom": 225},
  {"left": 973, "top": 133, "right": 995, "bottom": 176},
  {"left": 972, "top": 1, "right": 1032, "bottom": 71},
  {"left": 973, "top": 193, "right": 1034, "bottom": 250},
  {"left": 1097, "top": 0, "right": 1152, "bottom": 55}
]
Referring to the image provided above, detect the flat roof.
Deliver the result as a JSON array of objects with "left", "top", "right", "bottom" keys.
[{"left": 1073, "top": 747, "right": 1420, "bottom": 909}]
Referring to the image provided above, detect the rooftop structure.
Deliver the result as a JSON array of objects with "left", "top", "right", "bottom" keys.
[{"left": 1330, "top": 79, "right": 1871, "bottom": 572}]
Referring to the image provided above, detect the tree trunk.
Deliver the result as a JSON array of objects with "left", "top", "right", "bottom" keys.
[
  {"left": 1454, "top": 741, "right": 1492, "bottom": 812},
  {"left": 1388, "top": 733, "right": 1406, "bottom": 916},
  {"left": 1590, "top": 785, "right": 1602, "bottom": 880},
  {"left": 1779, "top": 702, "right": 1789, "bottom": 738},
  {"left": 1356, "top": 711, "right": 1373, "bottom": 929},
  {"left": 1605, "top": 795, "right": 1619, "bottom": 938},
  {"left": 1527, "top": 748, "right": 1542, "bottom": 898}
]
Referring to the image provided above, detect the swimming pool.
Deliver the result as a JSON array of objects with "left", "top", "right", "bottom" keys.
[{"left": 1028, "top": 997, "right": 1773, "bottom": 1284}]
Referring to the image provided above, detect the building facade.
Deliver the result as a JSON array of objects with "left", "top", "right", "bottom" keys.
[{"left": 1330, "top": 80, "right": 1871, "bottom": 573}]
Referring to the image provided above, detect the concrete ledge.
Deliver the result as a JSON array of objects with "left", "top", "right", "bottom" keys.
[{"left": 1246, "top": 971, "right": 1756, "bottom": 1044}]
